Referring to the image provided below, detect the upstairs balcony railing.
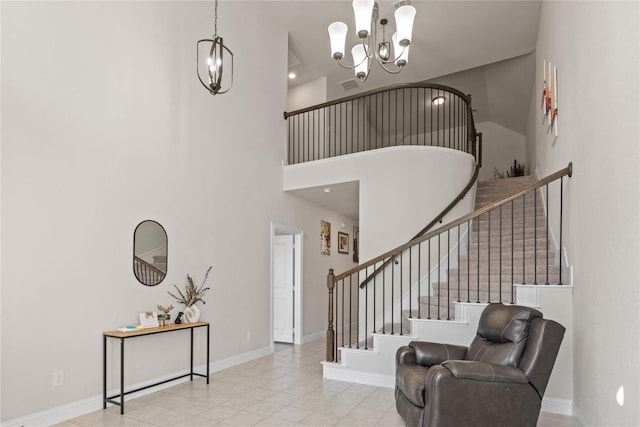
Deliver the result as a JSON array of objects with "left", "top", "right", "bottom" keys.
[{"left": 284, "top": 83, "right": 477, "bottom": 165}]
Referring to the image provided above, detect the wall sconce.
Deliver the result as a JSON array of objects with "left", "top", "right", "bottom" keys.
[{"left": 197, "top": 0, "right": 233, "bottom": 95}]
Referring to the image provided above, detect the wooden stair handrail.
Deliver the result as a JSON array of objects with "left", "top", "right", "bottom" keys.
[
  {"left": 335, "top": 162, "right": 573, "bottom": 283},
  {"left": 358, "top": 133, "right": 483, "bottom": 288}
]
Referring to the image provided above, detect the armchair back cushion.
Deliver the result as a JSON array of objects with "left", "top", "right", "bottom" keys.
[
  {"left": 518, "top": 317, "right": 566, "bottom": 399},
  {"left": 465, "top": 303, "right": 542, "bottom": 366}
]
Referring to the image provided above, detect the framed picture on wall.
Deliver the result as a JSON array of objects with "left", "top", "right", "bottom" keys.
[
  {"left": 338, "top": 232, "right": 349, "bottom": 254},
  {"left": 353, "top": 226, "right": 359, "bottom": 263},
  {"left": 321, "top": 220, "right": 331, "bottom": 255}
]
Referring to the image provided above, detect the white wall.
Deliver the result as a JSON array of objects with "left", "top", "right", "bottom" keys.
[
  {"left": 280, "top": 204, "right": 360, "bottom": 344},
  {"left": 475, "top": 121, "right": 526, "bottom": 181},
  {"left": 529, "top": 2, "right": 639, "bottom": 425},
  {"left": 283, "top": 146, "right": 477, "bottom": 262},
  {"left": 287, "top": 76, "right": 327, "bottom": 112},
  {"left": 0, "top": 1, "right": 349, "bottom": 422}
]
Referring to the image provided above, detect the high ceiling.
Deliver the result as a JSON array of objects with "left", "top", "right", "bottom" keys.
[
  {"left": 275, "top": 1, "right": 542, "bottom": 220},
  {"left": 278, "top": 1, "right": 541, "bottom": 95}
]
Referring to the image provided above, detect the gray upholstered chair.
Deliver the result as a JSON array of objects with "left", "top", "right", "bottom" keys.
[{"left": 395, "top": 303, "right": 565, "bottom": 427}]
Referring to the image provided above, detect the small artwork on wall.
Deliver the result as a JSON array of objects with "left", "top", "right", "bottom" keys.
[
  {"left": 353, "top": 226, "right": 359, "bottom": 263},
  {"left": 541, "top": 59, "right": 558, "bottom": 140},
  {"left": 321, "top": 220, "right": 331, "bottom": 255},
  {"left": 338, "top": 232, "right": 349, "bottom": 254}
]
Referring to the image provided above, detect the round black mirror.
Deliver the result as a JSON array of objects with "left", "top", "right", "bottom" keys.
[{"left": 133, "top": 220, "right": 167, "bottom": 286}]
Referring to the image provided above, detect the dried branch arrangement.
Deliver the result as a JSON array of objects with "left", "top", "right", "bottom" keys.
[{"left": 169, "top": 266, "right": 212, "bottom": 307}]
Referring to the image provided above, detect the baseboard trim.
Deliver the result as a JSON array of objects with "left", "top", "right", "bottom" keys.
[
  {"left": 303, "top": 330, "right": 325, "bottom": 344},
  {"left": 571, "top": 401, "right": 588, "bottom": 426},
  {"left": 1, "top": 345, "right": 272, "bottom": 427},
  {"left": 210, "top": 345, "right": 272, "bottom": 372},
  {"left": 541, "top": 396, "right": 574, "bottom": 416},
  {"left": 323, "top": 362, "right": 394, "bottom": 388}
]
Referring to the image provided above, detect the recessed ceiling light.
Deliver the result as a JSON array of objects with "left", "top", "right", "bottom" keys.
[
  {"left": 288, "top": 72, "right": 296, "bottom": 79},
  {"left": 432, "top": 96, "right": 446, "bottom": 106},
  {"left": 323, "top": 188, "right": 332, "bottom": 193}
]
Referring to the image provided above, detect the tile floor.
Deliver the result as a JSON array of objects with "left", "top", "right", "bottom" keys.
[{"left": 55, "top": 340, "right": 577, "bottom": 426}]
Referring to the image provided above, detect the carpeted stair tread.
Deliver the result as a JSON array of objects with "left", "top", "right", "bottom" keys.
[{"left": 413, "top": 175, "right": 561, "bottom": 322}]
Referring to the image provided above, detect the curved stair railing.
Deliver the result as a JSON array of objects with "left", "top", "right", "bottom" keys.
[
  {"left": 285, "top": 82, "right": 483, "bottom": 286},
  {"left": 284, "top": 83, "right": 478, "bottom": 164},
  {"left": 284, "top": 83, "right": 486, "bottom": 364},
  {"left": 358, "top": 133, "right": 482, "bottom": 290},
  {"left": 325, "top": 163, "right": 572, "bottom": 363},
  {"left": 285, "top": 82, "right": 483, "bottom": 285}
]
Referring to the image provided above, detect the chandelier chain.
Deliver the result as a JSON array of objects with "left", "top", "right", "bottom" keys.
[{"left": 213, "top": 0, "right": 218, "bottom": 37}]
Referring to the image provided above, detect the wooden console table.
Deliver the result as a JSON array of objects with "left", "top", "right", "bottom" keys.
[{"left": 103, "top": 321, "right": 209, "bottom": 414}]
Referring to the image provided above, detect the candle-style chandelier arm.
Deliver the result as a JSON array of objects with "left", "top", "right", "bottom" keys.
[
  {"left": 375, "top": 44, "right": 407, "bottom": 65},
  {"left": 376, "top": 60, "right": 405, "bottom": 74},
  {"left": 333, "top": 39, "right": 371, "bottom": 70}
]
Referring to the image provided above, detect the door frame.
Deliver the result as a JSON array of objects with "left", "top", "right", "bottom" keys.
[{"left": 270, "top": 223, "right": 303, "bottom": 346}]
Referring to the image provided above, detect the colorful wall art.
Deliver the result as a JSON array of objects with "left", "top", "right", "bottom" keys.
[
  {"left": 541, "top": 59, "right": 559, "bottom": 139},
  {"left": 321, "top": 220, "right": 331, "bottom": 255}
]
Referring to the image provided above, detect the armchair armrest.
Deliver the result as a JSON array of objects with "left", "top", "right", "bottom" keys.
[
  {"left": 409, "top": 341, "right": 467, "bottom": 367},
  {"left": 396, "top": 345, "right": 417, "bottom": 366},
  {"left": 442, "top": 360, "right": 529, "bottom": 384}
]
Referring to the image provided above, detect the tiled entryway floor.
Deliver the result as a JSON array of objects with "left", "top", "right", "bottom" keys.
[{"left": 55, "top": 340, "right": 577, "bottom": 426}]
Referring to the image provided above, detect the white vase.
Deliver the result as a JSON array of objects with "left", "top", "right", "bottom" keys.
[{"left": 184, "top": 304, "right": 201, "bottom": 323}]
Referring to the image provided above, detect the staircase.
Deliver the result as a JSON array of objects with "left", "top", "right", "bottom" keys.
[
  {"left": 418, "top": 176, "right": 560, "bottom": 320},
  {"left": 323, "top": 168, "right": 573, "bottom": 410}
]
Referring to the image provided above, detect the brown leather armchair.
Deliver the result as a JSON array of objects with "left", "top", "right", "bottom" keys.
[{"left": 395, "top": 303, "right": 565, "bottom": 427}]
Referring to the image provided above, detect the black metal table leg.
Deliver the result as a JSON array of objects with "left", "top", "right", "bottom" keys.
[
  {"left": 103, "top": 322, "right": 209, "bottom": 414},
  {"left": 120, "top": 337, "right": 125, "bottom": 414},
  {"left": 190, "top": 327, "right": 194, "bottom": 381},
  {"left": 103, "top": 335, "right": 107, "bottom": 409},
  {"left": 206, "top": 323, "right": 210, "bottom": 384}
]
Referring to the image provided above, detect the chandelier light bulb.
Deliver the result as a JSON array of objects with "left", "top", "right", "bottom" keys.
[
  {"left": 392, "top": 32, "right": 409, "bottom": 66},
  {"left": 328, "top": 21, "right": 348, "bottom": 60},
  {"left": 352, "top": 44, "right": 369, "bottom": 80},
  {"left": 378, "top": 42, "right": 390, "bottom": 61},
  {"left": 394, "top": 4, "right": 416, "bottom": 47},
  {"left": 353, "top": 0, "right": 374, "bottom": 38}
]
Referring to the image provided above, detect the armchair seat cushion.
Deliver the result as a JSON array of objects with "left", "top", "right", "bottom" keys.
[{"left": 396, "top": 364, "right": 429, "bottom": 408}]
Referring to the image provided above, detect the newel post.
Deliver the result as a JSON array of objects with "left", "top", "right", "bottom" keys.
[{"left": 326, "top": 268, "right": 335, "bottom": 362}]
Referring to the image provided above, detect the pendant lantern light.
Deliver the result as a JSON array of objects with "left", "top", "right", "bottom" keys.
[{"left": 197, "top": 0, "right": 233, "bottom": 95}]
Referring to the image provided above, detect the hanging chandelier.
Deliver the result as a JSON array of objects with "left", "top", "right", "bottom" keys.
[
  {"left": 197, "top": 0, "right": 233, "bottom": 95},
  {"left": 328, "top": 0, "right": 416, "bottom": 82}
]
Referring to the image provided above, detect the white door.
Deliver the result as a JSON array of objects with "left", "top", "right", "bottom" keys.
[{"left": 273, "top": 234, "right": 295, "bottom": 343}]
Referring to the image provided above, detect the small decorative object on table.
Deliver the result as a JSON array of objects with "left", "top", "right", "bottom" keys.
[
  {"left": 175, "top": 312, "right": 184, "bottom": 324},
  {"left": 169, "top": 266, "right": 212, "bottom": 323},
  {"left": 157, "top": 304, "right": 174, "bottom": 326},
  {"left": 139, "top": 311, "right": 159, "bottom": 328}
]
